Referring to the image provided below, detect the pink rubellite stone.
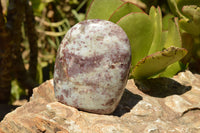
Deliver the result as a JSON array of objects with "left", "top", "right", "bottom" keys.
[{"left": 54, "top": 19, "right": 131, "bottom": 114}]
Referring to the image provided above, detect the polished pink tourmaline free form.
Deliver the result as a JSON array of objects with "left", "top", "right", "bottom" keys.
[{"left": 54, "top": 19, "right": 131, "bottom": 114}]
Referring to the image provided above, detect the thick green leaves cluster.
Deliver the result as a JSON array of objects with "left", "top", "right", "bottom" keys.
[
  {"left": 86, "top": 0, "right": 187, "bottom": 79},
  {"left": 168, "top": 0, "right": 200, "bottom": 36}
]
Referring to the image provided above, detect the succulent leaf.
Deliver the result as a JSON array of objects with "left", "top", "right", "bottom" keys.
[
  {"left": 164, "top": 17, "right": 182, "bottom": 48},
  {"left": 160, "top": 17, "right": 184, "bottom": 77},
  {"left": 162, "top": 14, "right": 174, "bottom": 31},
  {"left": 167, "top": 0, "right": 185, "bottom": 18},
  {"left": 182, "top": 5, "right": 198, "bottom": 20},
  {"left": 174, "top": 0, "right": 200, "bottom": 12},
  {"left": 158, "top": 61, "right": 183, "bottom": 77},
  {"left": 85, "top": 0, "right": 188, "bottom": 79},
  {"left": 148, "top": 6, "right": 163, "bottom": 55},
  {"left": 168, "top": 0, "right": 200, "bottom": 18},
  {"left": 179, "top": 6, "right": 200, "bottom": 35},
  {"left": 117, "top": 12, "right": 154, "bottom": 67},
  {"left": 194, "top": 7, "right": 200, "bottom": 24},
  {"left": 182, "top": 5, "right": 200, "bottom": 24},
  {"left": 109, "top": 2, "right": 143, "bottom": 23},
  {"left": 179, "top": 19, "right": 200, "bottom": 36},
  {"left": 86, "top": 0, "right": 124, "bottom": 20},
  {"left": 131, "top": 46, "right": 188, "bottom": 79},
  {"left": 168, "top": 0, "right": 200, "bottom": 35}
]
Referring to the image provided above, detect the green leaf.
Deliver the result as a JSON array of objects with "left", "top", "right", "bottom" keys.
[
  {"left": 72, "top": 9, "right": 85, "bottom": 22},
  {"left": 30, "top": 0, "right": 54, "bottom": 16},
  {"left": 179, "top": 6, "right": 200, "bottom": 36},
  {"left": 167, "top": 0, "right": 185, "bottom": 18},
  {"left": 109, "top": 2, "right": 143, "bottom": 23},
  {"left": 158, "top": 62, "right": 182, "bottom": 78},
  {"left": 181, "top": 33, "right": 194, "bottom": 64},
  {"left": 131, "top": 46, "right": 187, "bottom": 79},
  {"left": 86, "top": 0, "right": 124, "bottom": 20},
  {"left": 182, "top": 5, "right": 200, "bottom": 25},
  {"left": 162, "top": 14, "right": 174, "bottom": 31},
  {"left": 179, "top": 19, "right": 200, "bottom": 36},
  {"left": 193, "top": 7, "right": 200, "bottom": 24},
  {"left": 47, "top": 37, "right": 57, "bottom": 49},
  {"left": 36, "top": 63, "right": 44, "bottom": 84},
  {"left": 86, "top": 0, "right": 93, "bottom": 12},
  {"left": 161, "top": 31, "right": 168, "bottom": 48},
  {"left": 148, "top": 6, "right": 163, "bottom": 55},
  {"left": 164, "top": 17, "right": 182, "bottom": 48},
  {"left": 167, "top": 0, "right": 200, "bottom": 19},
  {"left": 69, "top": 0, "right": 79, "bottom": 5},
  {"left": 182, "top": 5, "right": 198, "bottom": 20},
  {"left": 175, "top": 0, "right": 200, "bottom": 12},
  {"left": 160, "top": 17, "right": 184, "bottom": 78},
  {"left": 11, "top": 80, "right": 26, "bottom": 103},
  {"left": 117, "top": 12, "right": 154, "bottom": 67}
]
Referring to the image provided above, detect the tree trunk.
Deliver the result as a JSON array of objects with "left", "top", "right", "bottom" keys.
[
  {"left": 0, "top": 1, "right": 13, "bottom": 103},
  {"left": 0, "top": 0, "right": 38, "bottom": 103}
]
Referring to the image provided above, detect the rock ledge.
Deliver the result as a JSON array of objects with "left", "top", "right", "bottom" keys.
[{"left": 0, "top": 71, "right": 200, "bottom": 133}]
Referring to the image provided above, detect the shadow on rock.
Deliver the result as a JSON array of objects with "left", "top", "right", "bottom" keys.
[
  {"left": 134, "top": 77, "right": 191, "bottom": 98},
  {"left": 0, "top": 104, "right": 19, "bottom": 121},
  {"left": 111, "top": 89, "right": 143, "bottom": 117}
]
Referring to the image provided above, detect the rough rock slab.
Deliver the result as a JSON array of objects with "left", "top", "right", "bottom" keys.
[{"left": 0, "top": 71, "right": 200, "bottom": 133}]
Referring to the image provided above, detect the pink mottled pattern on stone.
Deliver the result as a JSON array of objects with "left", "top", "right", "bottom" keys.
[{"left": 54, "top": 19, "right": 131, "bottom": 114}]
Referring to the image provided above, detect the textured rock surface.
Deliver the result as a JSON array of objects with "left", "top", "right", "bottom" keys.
[
  {"left": 54, "top": 19, "right": 131, "bottom": 114},
  {"left": 1, "top": 71, "right": 200, "bottom": 133}
]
